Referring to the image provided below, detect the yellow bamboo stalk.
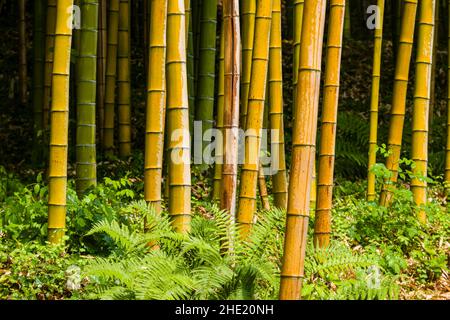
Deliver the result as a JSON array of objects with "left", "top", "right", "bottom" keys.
[
  {"left": 220, "top": 0, "right": 241, "bottom": 217},
  {"left": 103, "top": 0, "right": 119, "bottom": 155},
  {"left": 236, "top": 0, "right": 272, "bottom": 238},
  {"left": 43, "top": 0, "right": 57, "bottom": 129},
  {"left": 212, "top": 24, "right": 225, "bottom": 201},
  {"left": 118, "top": 0, "right": 132, "bottom": 158},
  {"left": 411, "top": 0, "right": 435, "bottom": 223},
  {"left": 367, "top": 0, "right": 385, "bottom": 202},
  {"left": 292, "top": 0, "right": 304, "bottom": 108},
  {"left": 269, "top": 0, "right": 287, "bottom": 210},
  {"left": 279, "top": 0, "right": 327, "bottom": 300},
  {"left": 47, "top": 0, "right": 74, "bottom": 244},
  {"left": 379, "top": 0, "right": 418, "bottom": 207},
  {"left": 167, "top": 0, "right": 191, "bottom": 233},
  {"left": 144, "top": 0, "right": 167, "bottom": 214},
  {"left": 239, "top": 0, "right": 256, "bottom": 127},
  {"left": 445, "top": 0, "right": 450, "bottom": 195},
  {"left": 313, "top": 0, "right": 345, "bottom": 248}
]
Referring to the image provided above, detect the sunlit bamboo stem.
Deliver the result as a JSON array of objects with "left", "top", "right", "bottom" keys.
[
  {"left": 47, "top": 0, "right": 74, "bottom": 244},
  {"left": 167, "top": 0, "right": 191, "bottom": 233},
  {"left": 367, "top": 0, "right": 385, "bottom": 201},
  {"left": 144, "top": 0, "right": 168, "bottom": 214},
  {"left": 280, "top": 0, "right": 327, "bottom": 300},
  {"left": 379, "top": 0, "right": 418, "bottom": 206},
  {"left": 236, "top": 0, "right": 273, "bottom": 238},
  {"left": 220, "top": 0, "right": 241, "bottom": 217},
  {"left": 411, "top": 0, "right": 435, "bottom": 223},
  {"left": 268, "top": 0, "right": 287, "bottom": 210},
  {"left": 313, "top": 0, "right": 345, "bottom": 248}
]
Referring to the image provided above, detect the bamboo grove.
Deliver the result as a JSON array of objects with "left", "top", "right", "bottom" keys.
[{"left": 5, "top": 0, "right": 449, "bottom": 300}]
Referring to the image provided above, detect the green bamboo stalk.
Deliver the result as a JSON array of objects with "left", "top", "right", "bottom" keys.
[
  {"left": 187, "top": 0, "right": 196, "bottom": 138},
  {"left": 97, "top": 0, "right": 107, "bottom": 146},
  {"left": 103, "top": 0, "right": 119, "bottom": 156},
  {"left": 212, "top": 22, "right": 225, "bottom": 201},
  {"left": 193, "top": 0, "right": 203, "bottom": 109},
  {"left": 118, "top": 0, "right": 132, "bottom": 158},
  {"left": 195, "top": 0, "right": 218, "bottom": 165},
  {"left": 76, "top": 0, "right": 98, "bottom": 195}
]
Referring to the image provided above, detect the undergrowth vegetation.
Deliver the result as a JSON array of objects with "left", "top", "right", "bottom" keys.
[{"left": 0, "top": 160, "right": 448, "bottom": 300}]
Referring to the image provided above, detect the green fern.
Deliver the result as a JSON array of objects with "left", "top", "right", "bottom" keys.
[{"left": 83, "top": 206, "right": 400, "bottom": 300}]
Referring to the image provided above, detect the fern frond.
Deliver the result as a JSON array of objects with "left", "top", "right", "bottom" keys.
[{"left": 86, "top": 219, "right": 144, "bottom": 255}]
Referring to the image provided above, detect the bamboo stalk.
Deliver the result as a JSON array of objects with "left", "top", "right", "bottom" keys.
[
  {"left": 239, "top": 0, "right": 256, "bottom": 128},
  {"left": 379, "top": 0, "right": 418, "bottom": 207},
  {"left": 103, "top": 0, "right": 119, "bottom": 156},
  {"left": 268, "top": 0, "right": 287, "bottom": 210},
  {"left": 313, "top": 0, "right": 345, "bottom": 248},
  {"left": 118, "top": 0, "right": 132, "bottom": 158},
  {"left": 32, "top": 0, "right": 46, "bottom": 164},
  {"left": 367, "top": 0, "right": 385, "bottom": 202},
  {"left": 343, "top": 0, "right": 350, "bottom": 38},
  {"left": 292, "top": 0, "right": 304, "bottom": 108},
  {"left": 213, "top": 23, "right": 225, "bottom": 201},
  {"left": 97, "top": 0, "right": 107, "bottom": 146},
  {"left": 279, "top": 0, "right": 327, "bottom": 300},
  {"left": 195, "top": 0, "right": 218, "bottom": 163},
  {"left": 186, "top": 0, "right": 196, "bottom": 137},
  {"left": 167, "top": 0, "right": 191, "bottom": 233},
  {"left": 76, "top": 0, "right": 98, "bottom": 195},
  {"left": 144, "top": 0, "right": 167, "bottom": 214},
  {"left": 43, "top": 0, "right": 57, "bottom": 130},
  {"left": 236, "top": 0, "right": 273, "bottom": 238},
  {"left": 47, "top": 0, "right": 74, "bottom": 244},
  {"left": 18, "top": 0, "right": 27, "bottom": 105},
  {"left": 193, "top": 0, "right": 202, "bottom": 108},
  {"left": 220, "top": 0, "right": 240, "bottom": 217},
  {"left": 411, "top": 0, "right": 435, "bottom": 223}
]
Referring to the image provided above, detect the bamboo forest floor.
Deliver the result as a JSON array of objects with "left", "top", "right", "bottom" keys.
[{"left": 1, "top": 21, "right": 449, "bottom": 300}]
